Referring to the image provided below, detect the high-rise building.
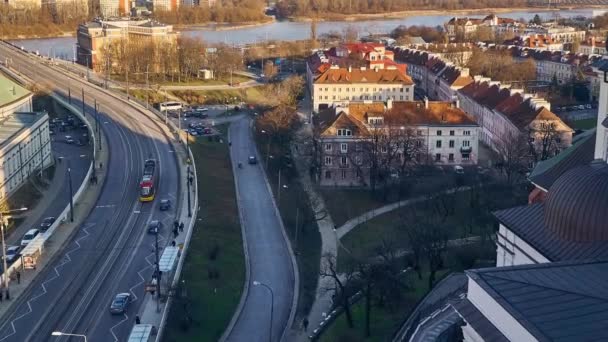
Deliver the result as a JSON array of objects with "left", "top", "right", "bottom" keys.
[{"left": 97, "top": 0, "right": 131, "bottom": 17}]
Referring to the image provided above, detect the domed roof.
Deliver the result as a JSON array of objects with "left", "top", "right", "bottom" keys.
[{"left": 544, "top": 160, "right": 608, "bottom": 242}]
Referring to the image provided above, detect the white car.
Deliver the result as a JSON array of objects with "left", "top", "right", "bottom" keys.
[
  {"left": 21, "top": 229, "right": 40, "bottom": 246},
  {"left": 4, "top": 245, "right": 21, "bottom": 263}
]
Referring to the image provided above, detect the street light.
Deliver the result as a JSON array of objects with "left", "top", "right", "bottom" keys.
[
  {"left": 1, "top": 207, "right": 27, "bottom": 300},
  {"left": 261, "top": 130, "right": 270, "bottom": 168},
  {"left": 253, "top": 281, "right": 274, "bottom": 342},
  {"left": 51, "top": 331, "right": 87, "bottom": 342}
]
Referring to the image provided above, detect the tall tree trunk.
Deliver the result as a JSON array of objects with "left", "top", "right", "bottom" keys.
[{"left": 344, "top": 295, "right": 354, "bottom": 328}]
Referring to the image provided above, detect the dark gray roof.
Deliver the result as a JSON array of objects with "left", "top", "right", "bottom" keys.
[
  {"left": 494, "top": 203, "right": 608, "bottom": 261},
  {"left": 529, "top": 129, "right": 596, "bottom": 191},
  {"left": 466, "top": 260, "right": 608, "bottom": 342},
  {"left": 544, "top": 161, "right": 608, "bottom": 242},
  {"left": 452, "top": 299, "right": 509, "bottom": 342}
]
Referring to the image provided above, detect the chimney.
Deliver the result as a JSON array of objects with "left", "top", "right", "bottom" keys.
[
  {"left": 348, "top": 65, "right": 352, "bottom": 72},
  {"left": 424, "top": 96, "right": 429, "bottom": 109},
  {"left": 387, "top": 98, "right": 393, "bottom": 109},
  {"left": 460, "top": 67, "right": 469, "bottom": 77}
]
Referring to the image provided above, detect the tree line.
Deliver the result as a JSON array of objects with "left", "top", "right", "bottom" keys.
[
  {"left": 0, "top": 2, "right": 87, "bottom": 38},
  {"left": 275, "top": 0, "right": 530, "bottom": 18},
  {"left": 153, "top": 0, "right": 268, "bottom": 25}
]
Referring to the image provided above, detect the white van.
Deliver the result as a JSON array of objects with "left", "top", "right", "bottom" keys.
[
  {"left": 158, "top": 101, "right": 183, "bottom": 112},
  {"left": 21, "top": 229, "right": 40, "bottom": 246}
]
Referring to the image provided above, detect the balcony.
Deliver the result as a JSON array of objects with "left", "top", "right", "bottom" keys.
[{"left": 460, "top": 146, "right": 472, "bottom": 153}]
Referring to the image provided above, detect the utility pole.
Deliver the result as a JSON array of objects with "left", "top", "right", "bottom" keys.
[
  {"left": 81, "top": 88, "right": 85, "bottom": 118},
  {"left": 95, "top": 100, "right": 101, "bottom": 151},
  {"left": 145, "top": 65, "right": 149, "bottom": 109},
  {"left": 187, "top": 165, "right": 192, "bottom": 218},
  {"left": 155, "top": 229, "right": 161, "bottom": 312},
  {"left": 68, "top": 160, "right": 74, "bottom": 222},
  {"left": 68, "top": 85, "right": 71, "bottom": 104}
]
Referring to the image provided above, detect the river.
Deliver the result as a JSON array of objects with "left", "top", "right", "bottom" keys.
[{"left": 9, "top": 8, "right": 598, "bottom": 61}]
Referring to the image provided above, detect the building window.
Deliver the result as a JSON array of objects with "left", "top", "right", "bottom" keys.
[
  {"left": 400, "top": 88, "right": 404, "bottom": 92},
  {"left": 340, "top": 143, "right": 348, "bottom": 153},
  {"left": 400, "top": 96, "right": 403, "bottom": 100},
  {"left": 337, "top": 129, "right": 352, "bottom": 136},
  {"left": 325, "top": 171, "right": 332, "bottom": 179},
  {"left": 462, "top": 153, "right": 470, "bottom": 161},
  {"left": 437, "top": 130, "right": 442, "bottom": 136},
  {"left": 449, "top": 153, "right": 454, "bottom": 162},
  {"left": 415, "top": 140, "right": 422, "bottom": 148},
  {"left": 381, "top": 146, "right": 388, "bottom": 153},
  {"left": 417, "top": 130, "right": 423, "bottom": 136},
  {"left": 325, "top": 156, "right": 332, "bottom": 165},
  {"left": 462, "top": 140, "right": 470, "bottom": 147},
  {"left": 355, "top": 155, "right": 362, "bottom": 164},
  {"left": 435, "top": 153, "right": 441, "bottom": 162},
  {"left": 355, "top": 143, "right": 362, "bottom": 152},
  {"left": 340, "top": 156, "right": 348, "bottom": 166},
  {"left": 318, "top": 96, "right": 322, "bottom": 100},
  {"left": 449, "top": 130, "right": 455, "bottom": 136},
  {"left": 464, "top": 130, "right": 471, "bottom": 136},
  {"left": 325, "top": 143, "right": 332, "bottom": 151},
  {"left": 436, "top": 140, "right": 442, "bottom": 148},
  {"left": 406, "top": 88, "right": 410, "bottom": 92},
  {"left": 341, "top": 170, "right": 347, "bottom": 179},
  {"left": 449, "top": 140, "right": 454, "bottom": 148}
]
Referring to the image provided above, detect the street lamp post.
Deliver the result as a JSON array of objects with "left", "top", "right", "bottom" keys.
[
  {"left": 67, "top": 160, "right": 74, "bottom": 222},
  {"left": 1, "top": 207, "right": 28, "bottom": 300},
  {"left": 51, "top": 331, "right": 87, "bottom": 342},
  {"left": 253, "top": 281, "right": 274, "bottom": 342},
  {"left": 261, "top": 130, "right": 270, "bottom": 169},
  {"left": 186, "top": 165, "right": 192, "bottom": 218}
]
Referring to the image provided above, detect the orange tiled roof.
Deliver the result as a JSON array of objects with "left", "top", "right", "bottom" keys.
[{"left": 315, "top": 68, "right": 414, "bottom": 85}]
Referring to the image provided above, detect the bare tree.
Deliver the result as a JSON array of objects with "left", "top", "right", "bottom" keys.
[
  {"left": 320, "top": 253, "right": 357, "bottom": 328},
  {"left": 528, "top": 121, "right": 564, "bottom": 163},
  {"left": 495, "top": 131, "right": 531, "bottom": 185}
]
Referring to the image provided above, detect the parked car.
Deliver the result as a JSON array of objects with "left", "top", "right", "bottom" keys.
[
  {"left": 147, "top": 220, "right": 162, "bottom": 234},
  {"left": 109, "top": 293, "right": 131, "bottom": 314},
  {"left": 65, "top": 135, "right": 74, "bottom": 144},
  {"left": 4, "top": 245, "right": 21, "bottom": 263},
  {"left": 39, "top": 217, "right": 56, "bottom": 232},
  {"left": 159, "top": 199, "right": 171, "bottom": 211},
  {"left": 21, "top": 229, "right": 40, "bottom": 246},
  {"left": 248, "top": 155, "right": 257, "bottom": 164},
  {"left": 578, "top": 105, "right": 585, "bottom": 110},
  {"left": 454, "top": 165, "right": 465, "bottom": 174},
  {"left": 203, "top": 127, "right": 212, "bottom": 135},
  {"left": 585, "top": 104, "right": 592, "bottom": 109}
]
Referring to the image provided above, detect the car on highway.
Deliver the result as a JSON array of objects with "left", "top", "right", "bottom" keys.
[
  {"left": 3, "top": 245, "right": 21, "bottom": 263},
  {"left": 21, "top": 228, "right": 40, "bottom": 246},
  {"left": 147, "top": 220, "right": 162, "bottom": 234},
  {"left": 248, "top": 155, "right": 257, "bottom": 164},
  {"left": 109, "top": 293, "right": 132, "bottom": 314},
  {"left": 39, "top": 216, "right": 56, "bottom": 232},
  {"left": 65, "top": 135, "right": 74, "bottom": 144},
  {"left": 159, "top": 199, "right": 171, "bottom": 211},
  {"left": 203, "top": 127, "right": 212, "bottom": 135}
]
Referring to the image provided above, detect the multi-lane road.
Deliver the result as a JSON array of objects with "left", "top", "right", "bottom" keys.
[{"left": 0, "top": 43, "right": 180, "bottom": 342}]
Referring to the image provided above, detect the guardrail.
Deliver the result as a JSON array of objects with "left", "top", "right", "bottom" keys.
[{"left": 0, "top": 65, "right": 96, "bottom": 283}]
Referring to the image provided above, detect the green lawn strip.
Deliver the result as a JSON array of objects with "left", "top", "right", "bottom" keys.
[
  {"left": 338, "top": 184, "right": 528, "bottom": 271},
  {"left": 165, "top": 126, "right": 245, "bottom": 342},
  {"left": 572, "top": 118, "right": 597, "bottom": 130},
  {"left": 319, "top": 268, "right": 448, "bottom": 342},
  {"left": 170, "top": 86, "right": 272, "bottom": 106},
  {"left": 253, "top": 128, "right": 322, "bottom": 320},
  {"left": 320, "top": 189, "right": 386, "bottom": 227}
]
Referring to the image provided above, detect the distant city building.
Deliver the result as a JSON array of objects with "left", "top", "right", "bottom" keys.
[
  {"left": 314, "top": 100, "right": 479, "bottom": 186},
  {"left": 0, "top": 74, "right": 52, "bottom": 202},
  {"left": 577, "top": 37, "right": 607, "bottom": 55},
  {"left": 445, "top": 14, "right": 521, "bottom": 38},
  {"left": 306, "top": 43, "right": 414, "bottom": 111},
  {"left": 153, "top": 0, "right": 179, "bottom": 12},
  {"left": 76, "top": 18, "right": 177, "bottom": 70},
  {"left": 97, "top": 0, "right": 131, "bottom": 17}
]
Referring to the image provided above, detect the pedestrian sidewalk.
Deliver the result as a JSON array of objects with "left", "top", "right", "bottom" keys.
[
  {"left": 288, "top": 135, "right": 339, "bottom": 341},
  {"left": 335, "top": 185, "right": 474, "bottom": 240},
  {"left": 0, "top": 132, "right": 109, "bottom": 320}
]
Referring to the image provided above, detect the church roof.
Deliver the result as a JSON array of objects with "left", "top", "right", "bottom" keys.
[{"left": 466, "top": 260, "right": 608, "bottom": 342}]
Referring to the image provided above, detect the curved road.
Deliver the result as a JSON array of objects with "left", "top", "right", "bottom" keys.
[
  {"left": 0, "top": 44, "right": 180, "bottom": 342},
  {"left": 226, "top": 118, "right": 296, "bottom": 342}
]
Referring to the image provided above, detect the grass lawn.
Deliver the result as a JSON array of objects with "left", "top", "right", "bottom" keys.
[
  {"left": 572, "top": 118, "right": 597, "bottom": 130},
  {"left": 319, "top": 268, "right": 448, "bottom": 342},
  {"left": 339, "top": 184, "right": 528, "bottom": 270},
  {"left": 159, "top": 75, "right": 251, "bottom": 86},
  {"left": 320, "top": 189, "right": 386, "bottom": 227},
  {"left": 165, "top": 125, "right": 245, "bottom": 342},
  {"left": 253, "top": 126, "right": 322, "bottom": 321},
  {"left": 171, "top": 86, "right": 273, "bottom": 106}
]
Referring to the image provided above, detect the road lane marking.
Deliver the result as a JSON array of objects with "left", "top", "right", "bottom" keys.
[
  {"left": 133, "top": 210, "right": 140, "bottom": 214},
  {"left": 109, "top": 313, "right": 129, "bottom": 342},
  {"left": 96, "top": 204, "right": 116, "bottom": 208}
]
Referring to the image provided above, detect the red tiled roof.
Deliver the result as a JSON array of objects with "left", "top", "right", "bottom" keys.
[{"left": 315, "top": 67, "right": 414, "bottom": 85}]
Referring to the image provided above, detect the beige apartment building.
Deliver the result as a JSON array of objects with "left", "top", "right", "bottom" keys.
[
  {"left": 76, "top": 18, "right": 177, "bottom": 69},
  {"left": 314, "top": 100, "right": 479, "bottom": 187},
  {"left": 312, "top": 66, "right": 415, "bottom": 112}
]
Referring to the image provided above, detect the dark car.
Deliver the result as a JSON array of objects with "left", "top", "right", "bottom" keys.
[
  {"left": 159, "top": 199, "right": 171, "bottom": 211},
  {"left": 248, "top": 155, "right": 257, "bottom": 164},
  {"left": 4, "top": 245, "right": 21, "bottom": 263},
  {"left": 109, "top": 293, "right": 131, "bottom": 314},
  {"left": 39, "top": 217, "right": 56, "bottom": 232},
  {"left": 148, "top": 220, "right": 162, "bottom": 234}
]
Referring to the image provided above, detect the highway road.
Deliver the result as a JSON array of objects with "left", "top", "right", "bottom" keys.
[
  {"left": 0, "top": 43, "right": 180, "bottom": 342},
  {"left": 226, "top": 118, "right": 295, "bottom": 342}
]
